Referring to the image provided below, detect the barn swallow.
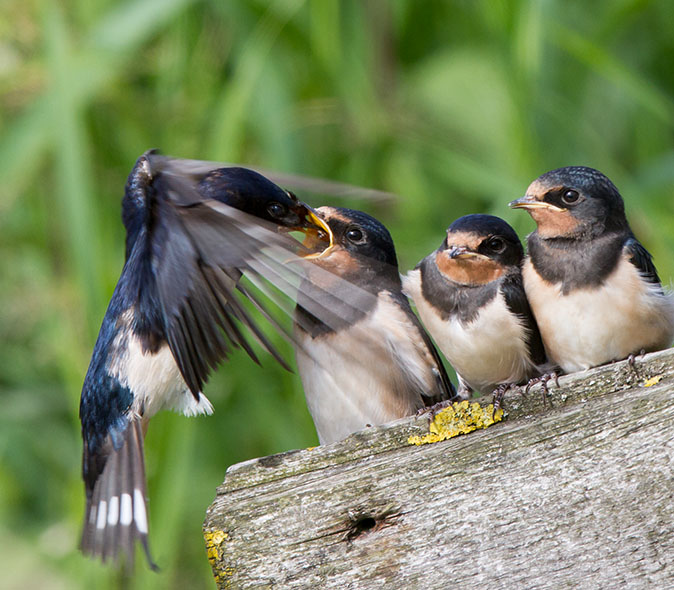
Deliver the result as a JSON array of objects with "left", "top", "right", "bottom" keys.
[
  {"left": 509, "top": 166, "right": 674, "bottom": 374},
  {"left": 79, "top": 151, "right": 329, "bottom": 568},
  {"left": 292, "top": 206, "right": 458, "bottom": 445},
  {"left": 403, "top": 214, "right": 547, "bottom": 400}
]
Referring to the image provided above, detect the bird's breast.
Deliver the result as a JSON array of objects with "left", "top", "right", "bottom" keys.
[
  {"left": 106, "top": 309, "right": 213, "bottom": 419},
  {"left": 413, "top": 288, "right": 534, "bottom": 393},
  {"left": 523, "top": 256, "right": 674, "bottom": 372},
  {"left": 294, "top": 295, "right": 430, "bottom": 444}
]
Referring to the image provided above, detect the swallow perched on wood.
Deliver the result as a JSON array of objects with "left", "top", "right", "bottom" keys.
[
  {"left": 292, "top": 206, "right": 457, "bottom": 445},
  {"left": 509, "top": 166, "right": 674, "bottom": 374},
  {"left": 79, "top": 151, "right": 329, "bottom": 568},
  {"left": 403, "top": 214, "right": 547, "bottom": 400}
]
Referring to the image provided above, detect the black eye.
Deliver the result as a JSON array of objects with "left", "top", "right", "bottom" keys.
[
  {"left": 561, "top": 189, "right": 580, "bottom": 205},
  {"left": 267, "top": 202, "right": 287, "bottom": 218},
  {"left": 486, "top": 237, "right": 506, "bottom": 253},
  {"left": 345, "top": 227, "right": 364, "bottom": 243}
]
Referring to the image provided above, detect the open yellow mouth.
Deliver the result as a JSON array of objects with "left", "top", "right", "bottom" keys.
[{"left": 299, "top": 209, "right": 335, "bottom": 259}]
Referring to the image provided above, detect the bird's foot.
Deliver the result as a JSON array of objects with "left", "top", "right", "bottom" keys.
[
  {"left": 417, "top": 399, "right": 453, "bottom": 419},
  {"left": 419, "top": 381, "right": 472, "bottom": 420},
  {"left": 491, "top": 383, "right": 515, "bottom": 411},
  {"left": 626, "top": 349, "right": 646, "bottom": 378},
  {"left": 524, "top": 372, "right": 560, "bottom": 407}
]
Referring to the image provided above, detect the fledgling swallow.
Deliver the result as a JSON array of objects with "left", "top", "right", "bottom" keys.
[
  {"left": 293, "top": 207, "right": 458, "bottom": 445},
  {"left": 79, "top": 151, "right": 329, "bottom": 568},
  {"left": 404, "top": 214, "right": 547, "bottom": 399},
  {"left": 510, "top": 166, "right": 674, "bottom": 374}
]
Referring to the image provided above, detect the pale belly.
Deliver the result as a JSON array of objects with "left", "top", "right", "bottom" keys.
[
  {"left": 294, "top": 295, "right": 431, "bottom": 445},
  {"left": 523, "top": 258, "right": 674, "bottom": 373},
  {"left": 414, "top": 291, "right": 534, "bottom": 393},
  {"left": 107, "top": 313, "right": 213, "bottom": 419}
]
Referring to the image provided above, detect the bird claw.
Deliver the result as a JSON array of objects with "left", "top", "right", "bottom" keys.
[
  {"left": 491, "top": 383, "right": 515, "bottom": 411},
  {"left": 627, "top": 349, "right": 646, "bottom": 378},
  {"left": 524, "top": 372, "right": 559, "bottom": 407},
  {"left": 417, "top": 399, "right": 451, "bottom": 418}
]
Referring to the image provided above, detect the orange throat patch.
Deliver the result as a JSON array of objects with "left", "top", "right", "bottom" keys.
[
  {"left": 529, "top": 207, "right": 582, "bottom": 238},
  {"left": 435, "top": 250, "right": 504, "bottom": 285}
]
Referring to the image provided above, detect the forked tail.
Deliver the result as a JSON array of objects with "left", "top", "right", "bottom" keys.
[{"left": 80, "top": 419, "right": 156, "bottom": 570}]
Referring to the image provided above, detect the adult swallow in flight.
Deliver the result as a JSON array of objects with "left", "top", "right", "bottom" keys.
[
  {"left": 404, "top": 214, "right": 547, "bottom": 400},
  {"left": 292, "top": 206, "right": 458, "bottom": 444},
  {"left": 510, "top": 165, "right": 674, "bottom": 374},
  {"left": 79, "top": 151, "right": 329, "bottom": 568}
]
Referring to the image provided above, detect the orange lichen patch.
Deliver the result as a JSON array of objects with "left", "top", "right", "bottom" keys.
[
  {"left": 435, "top": 250, "right": 504, "bottom": 285},
  {"left": 408, "top": 401, "right": 503, "bottom": 445}
]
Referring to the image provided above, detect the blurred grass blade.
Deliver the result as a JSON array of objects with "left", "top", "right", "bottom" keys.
[
  {"left": 44, "top": 2, "right": 104, "bottom": 324},
  {"left": 91, "top": 0, "right": 197, "bottom": 51},
  {"left": 206, "top": 0, "right": 306, "bottom": 160},
  {"left": 554, "top": 25, "right": 674, "bottom": 125}
]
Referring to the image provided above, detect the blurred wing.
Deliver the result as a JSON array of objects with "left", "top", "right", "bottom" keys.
[
  {"left": 149, "top": 171, "right": 299, "bottom": 395},
  {"left": 144, "top": 153, "right": 400, "bottom": 395},
  {"left": 624, "top": 236, "right": 662, "bottom": 287},
  {"left": 390, "top": 290, "right": 458, "bottom": 404},
  {"left": 147, "top": 153, "right": 397, "bottom": 204}
]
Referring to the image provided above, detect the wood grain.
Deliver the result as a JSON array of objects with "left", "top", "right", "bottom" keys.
[{"left": 205, "top": 348, "right": 674, "bottom": 589}]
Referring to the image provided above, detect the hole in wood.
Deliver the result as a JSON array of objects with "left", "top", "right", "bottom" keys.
[
  {"left": 350, "top": 517, "right": 376, "bottom": 538},
  {"left": 345, "top": 507, "right": 401, "bottom": 542}
]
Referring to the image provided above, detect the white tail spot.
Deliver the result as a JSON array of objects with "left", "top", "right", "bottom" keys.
[
  {"left": 107, "top": 495, "right": 119, "bottom": 526},
  {"left": 120, "top": 493, "right": 133, "bottom": 526},
  {"left": 134, "top": 488, "right": 148, "bottom": 534},
  {"left": 96, "top": 500, "right": 107, "bottom": 530}
]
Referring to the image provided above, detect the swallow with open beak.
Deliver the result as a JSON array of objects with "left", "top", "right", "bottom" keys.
[
  {"left": 509, "top": 166, "right": 674, "bottom": 374},
  {"left": 292, "top": 206, "right": 458, "bottom": 444},
  {"left": 79, "top": 151, "right": 330, "bottom": 568},
  {"left": 403, "top": 214, "right": 547, "bottom": 400}
]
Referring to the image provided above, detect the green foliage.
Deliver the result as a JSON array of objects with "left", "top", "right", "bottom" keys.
[{"left": 2, "top": 1, "right": 674, "bottom": 587}]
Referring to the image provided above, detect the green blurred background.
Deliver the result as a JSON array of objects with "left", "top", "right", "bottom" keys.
[{"left": 2, "top": 0, "right": 674, "bottom": 587}]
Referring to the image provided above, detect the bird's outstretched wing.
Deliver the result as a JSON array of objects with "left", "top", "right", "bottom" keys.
[
  {"left": 389, "top": 290, "right": 458, "bottom": 404},
  {"left": 132, "top": 153, "right": 317, "bottom": 394},
  {"left": 148, "top": 154, "right": 398, "bottom": 204}
]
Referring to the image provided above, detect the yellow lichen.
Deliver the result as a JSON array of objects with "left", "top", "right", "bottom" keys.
[
  {"left": 408, "top": 401, "right": 503, "bottom": 446},
  {"left": 204, "top": 529, "right": 228, "bottom": 564},
  {"left": 643, "top": 375, "right": 663, "bottom": 387},
  {"left": 205, "top": 530, "right": 235, "bottom": 586}
]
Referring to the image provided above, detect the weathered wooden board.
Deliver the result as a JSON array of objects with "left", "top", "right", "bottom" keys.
[{"left": 204, "top": 348, "right": 674, "bottom": 589}]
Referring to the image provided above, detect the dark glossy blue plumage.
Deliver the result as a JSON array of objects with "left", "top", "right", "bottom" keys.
[
  {"left": 80, "top": 231, "right": 160, "bottom": 492},
  {"left": 79, "top": 151, "right": 327, "bottom": 568}
]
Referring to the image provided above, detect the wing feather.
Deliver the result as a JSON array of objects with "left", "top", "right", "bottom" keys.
[{"left": 624, "top": 236, "right": 662, "bottom": 287}]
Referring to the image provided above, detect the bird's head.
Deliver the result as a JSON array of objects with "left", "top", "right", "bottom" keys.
[
  {"left": 197, "top": 167, "right": 331, "bottom": 236},
  {"left": 509, "top": 166, "right": 628, "bottom": 239},
  {"left": 298, "top": 206, "right": 399, "bottom": 287},
  {"left": 435, "top": 214, "right": 523, "bottom": 286}
]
